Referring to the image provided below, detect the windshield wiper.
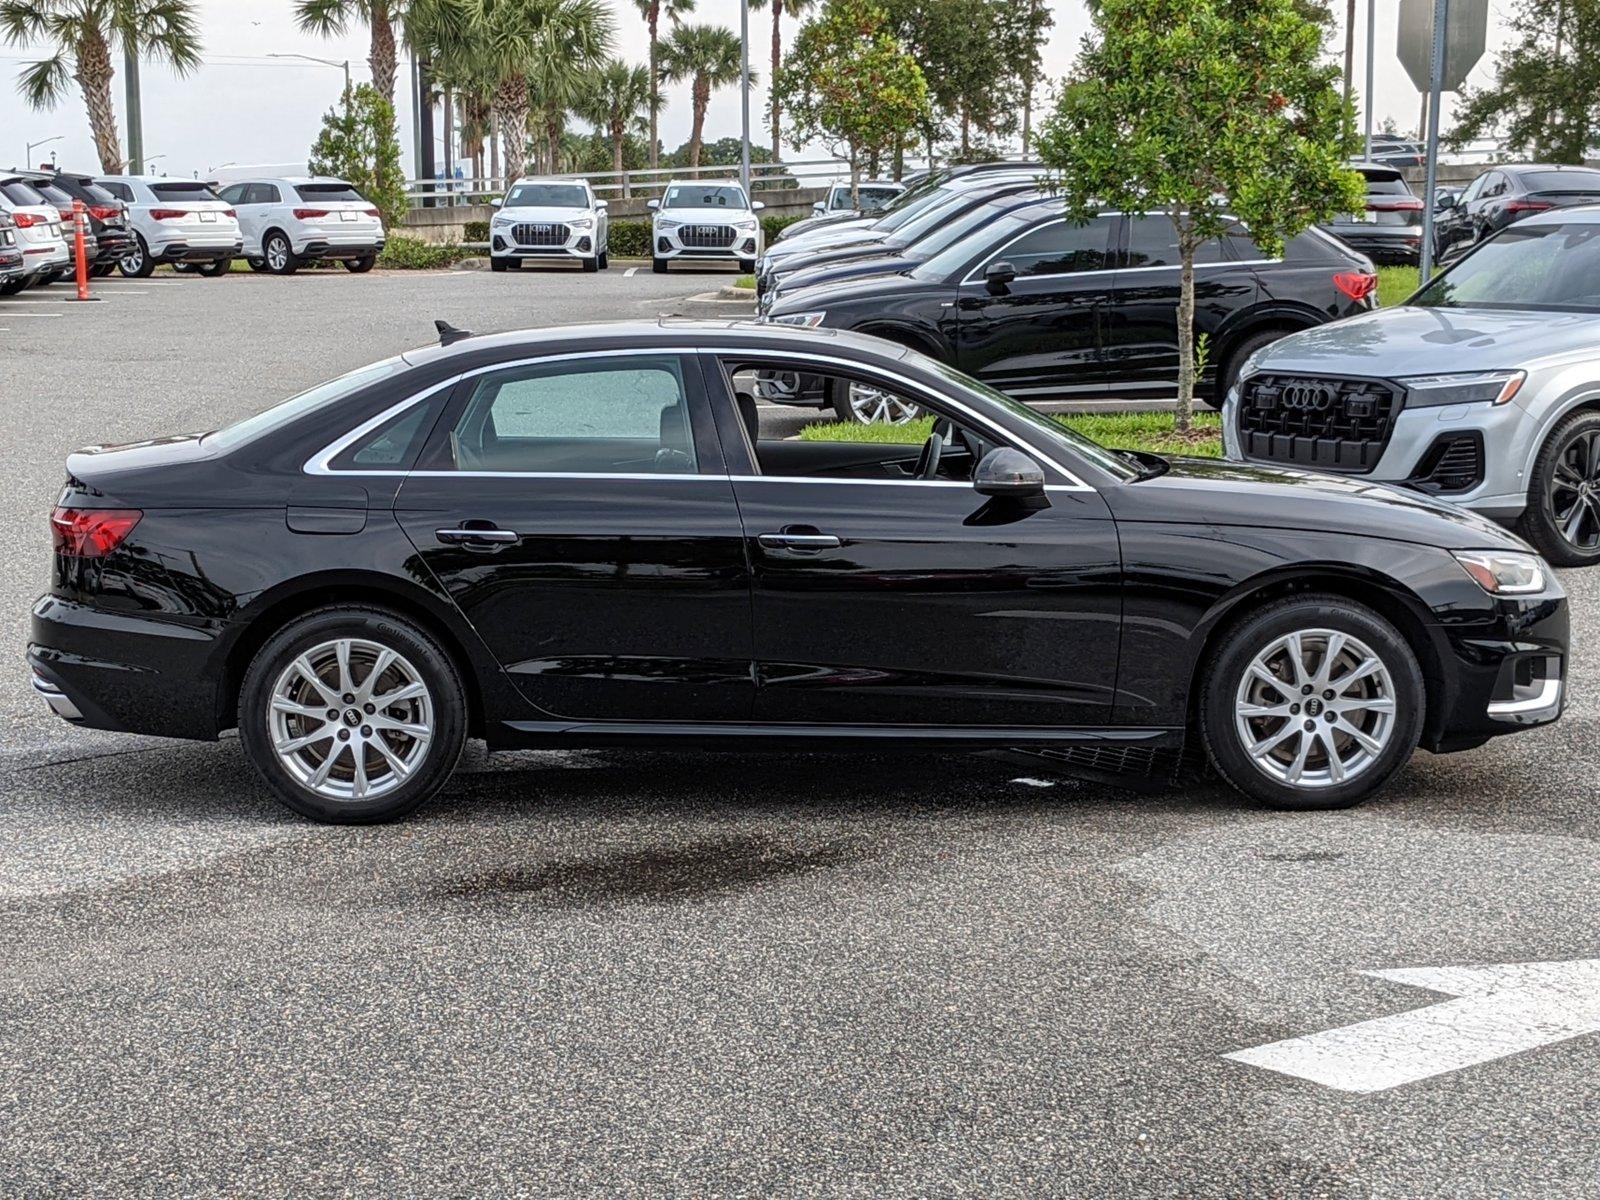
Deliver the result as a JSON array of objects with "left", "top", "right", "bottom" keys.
[{"left": 1119, "top": 448, "right": 1170, "bottom": 480}]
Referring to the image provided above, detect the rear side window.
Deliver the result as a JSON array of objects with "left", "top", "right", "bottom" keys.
[
  {"left": 330, "top": 396, "right": 445, "bottom": 470},
  {"left": 295, "top": 183, "right": 365, "bottom": 202},
  {"left": 151, "top": 182, "right": 221, "bottom": 201},
  {"left": 432, "top": 357, "right": 696, "bottom": 474}
]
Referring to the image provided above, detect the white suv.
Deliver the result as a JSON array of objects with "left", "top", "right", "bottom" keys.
[
  {"left": 96, "top": 176, "right": 242, "bottom": 277},
  {"left": 216, "top": 177, "right": 386, "bottom": 275},
  {"left": 0, "top": 172, "right": 69, "bottom": 286},
  {"left": 490, "top": 177, "right": 609, "bottom": 272},
  {"left": 648, "top": 180, "right": 764, "bottom": 273}
]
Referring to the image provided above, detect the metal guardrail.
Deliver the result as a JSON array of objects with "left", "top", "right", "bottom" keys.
[{"left": 403, "top": 157, "right": 868, "bottom": 206}]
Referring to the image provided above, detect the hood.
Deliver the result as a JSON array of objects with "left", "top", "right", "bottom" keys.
[
  {"left": 766, "top": 225, "right": 882, "bottom": 264},
  {"left": 498, "top": 204, "right": 592, "bottom": 222},
  {"left": 772, "top": 237, "right": 894, "bottom": 278},
  {"left": 777, "top": 252, "right": 920, "bottom": 296},
  {"left": 765, "top": 270, "right": 930, "bottom": 317},
  {"left": 1253, "top": 304, "right": 1600, "bottom": 376},
  {"left": 1105, "top": 456, "right": 1528, "bottom": 553}
]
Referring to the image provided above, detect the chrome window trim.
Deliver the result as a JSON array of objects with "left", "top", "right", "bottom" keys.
[{"left": 304, "top": 344, "right": 1095, "bottom": 491}]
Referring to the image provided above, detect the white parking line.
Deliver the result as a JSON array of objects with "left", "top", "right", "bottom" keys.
[
  {"left": 625, "top": 266, "right": 640, "bottom": 277},
  {"left": 0, "top": 311, "right": 62, "bottom": 318}
]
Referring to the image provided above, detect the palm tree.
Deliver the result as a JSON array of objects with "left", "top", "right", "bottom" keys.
[
  {"left": 525, "top": 0, "right": 612, "bottom": 174},
  {"left": 747, "top": 0, "right": 812, "bottom": 166},
  {"left": 294, "top": 0, "right": 407, "bottom": 108},
  {"left": 631, "top": 0, "right": 693, "bottom": 170},
  {"left": 574, "top": 58, "right": 654, "bottom": 175},
  {"left": 660, "top": 23, "right": 744, "bottom": 175},
  {"left": 0, "top": 0, "right": 201, "bottom": 172}
]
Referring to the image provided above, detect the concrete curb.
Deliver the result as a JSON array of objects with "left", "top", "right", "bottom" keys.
[{"left": 719, "top": 285, "right": 756, "bottom": 300}]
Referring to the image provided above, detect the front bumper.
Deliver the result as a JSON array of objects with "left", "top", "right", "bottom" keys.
[
  {"left": 1428, "top": 583, "right": 1568, "bottom": 749},
  {"left": 655, "top": 225, "right": 759, "bottom": 263},
  {"left": 490, "top": 226, "right": 596, "bottom": 260}
]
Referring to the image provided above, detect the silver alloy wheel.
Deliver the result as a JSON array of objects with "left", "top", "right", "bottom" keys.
[
  {"left": 266, "top": 236, "right": 289, "bottom": 272},
  {"left": 268, "top": 637, "right": 433, "bottom": 802},
  {"left": 848, "top": 381, "right": 921, "bottom": 425},
  {"left": 1233, "top": 628, "right": 1396, "bottom": 789}
]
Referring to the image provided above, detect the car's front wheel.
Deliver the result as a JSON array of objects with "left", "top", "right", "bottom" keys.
[
  {"left": 1518, "top": 409, "right": 1600, "bottom": 567},
  {"left": 652, "top": 256, "right": 667, "bottom": 274},
  {"left": 598, "top": 248, "right": 608, "bottom": 270},
  {"left": 582, "top": 253, "right": 599, "bottom": 273},
  {"left": 1200, "top": 595, "right": 1423, "bottom": 810},
  {"left": 239, "top": 607, "right": 467, "bottom": 823}
]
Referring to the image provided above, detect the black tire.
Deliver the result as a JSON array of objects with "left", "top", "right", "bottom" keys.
[
  {"left": 738, "top": 256, "right": 757, "bottom": 274},
  {"left": 247, "top": 257, "right": 267, "bottom": 273},
  {"left": 89, "top": 262, "right": 115, "bottom": 278},
  {"left": 0, "top": 277, "right": 26, "bottom": 295},
  {"left": 263, "top": 230, "right": 299, "bottom": 275},
  {"left": 344, "top": 254, "right": 376, "bottom": 273},
  {"left": 1517, "top": 409, "right": 1600, "bottom": 567},
  {"left": 597, "top": 249, "right": 608, "bottom": 270},
  {"left": 490, "top": 256, "right": 509, "bottom": 272},
  {"left": 238, "top": 606, "right": 467, "bottom": 824},
  {"left": 582, "top": 253, "right": 599, "bottom": 273},
  {"left": 197, "top": 258, "right": 232, "bottom": 277},
  {"left": 1214, "top": 329, "right": 1289, "bottom": 408},
  {"left": 37, "top": 270, "right": 62, "bottom": 285},
  {"left": 1199, "top": 594, "right": 1424, "bottom": 811},
  {"left": 652, "top": 256, "right": 667, "bottom": 274}
]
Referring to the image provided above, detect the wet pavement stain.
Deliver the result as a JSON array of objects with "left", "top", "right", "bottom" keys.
[{"left": 438, "top": 836, "right": 861, "bottom": 907}]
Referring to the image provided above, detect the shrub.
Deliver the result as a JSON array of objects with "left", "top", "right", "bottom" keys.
[
  {"left": 609, "top": 219, "right": 653, "bottom": 258},
  {"left": 762, "top": 213, "right": 805, "bottom": 241},
  {"left": 463, "top": 220, "right": 490, "bottom": 243},
  {"left": 378, "top": 236, "right": 474, "bottom": 270}
]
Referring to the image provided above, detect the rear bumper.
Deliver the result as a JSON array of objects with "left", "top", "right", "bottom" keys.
[
  {"left": 1325, "top": 226, "right": 1423, "bottom": 262},
  {"left": 28, "top": 595, "right": 225, "bottom": 741},
  {"left": 293, "top": 234, "right": 385, "bottom": 258},
  {"left": 155, "top": 241, "right": 243, "bottom": 263}
]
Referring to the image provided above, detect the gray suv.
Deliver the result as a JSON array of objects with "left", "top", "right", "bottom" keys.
[{"left": 1224, "top": 206, "right": 1600, "bottom": 566}]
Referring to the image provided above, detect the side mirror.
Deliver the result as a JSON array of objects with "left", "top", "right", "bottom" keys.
[
  {"left": 490, "top": 196, "right": 503, "bottom": 209},
  {"left": 812, "top": 201, "right": 825, "bottom": 215},
  {"left": 974, "top": 447, "right": 1045, "bottom": 498},
  {"left": 983, "top": 260, "right": 1017, "bottom": 292},
  {"left": 1435, "top": 191, "right": 1457, "bottom": 210},
  {"left": 646, "top": 198, "right": 660, "bottom": 210},
  {"left": 595, "top": 198, "right": 608, "bottom": 208},
  {"left": 752, "top": 200, "right": 766, "bottom": 211}
]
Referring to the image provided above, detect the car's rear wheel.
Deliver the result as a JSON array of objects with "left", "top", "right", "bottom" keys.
[
  {"left": 239, "top": 607, "right": 467, "bottom": 823},
  {"left": 196, "top": 258, "right": 231, "bottom": 277},
  {"left": 1518, "top": 410, "right": 1600, "bottom": 567},
  {"left": 1200, "top": 595, "right": 1422, "bottom": 810},
  {"left": 829, "top": 377, "right": 923, "bottom": 425},
  {"left": 0, "top": 277, "right": 26, "bottom": 295},
  {"left": 119, "top": 234, "right": 154, "bottom": 278},
  {"left": 344, "top": 254, "right": 376, "bottom": 273},
  {"left": 1214, "top": 329, "right": 1289, "bottom": 409},
  {"left": 263, "top": 230, "right": 299, "bottom": 275}
]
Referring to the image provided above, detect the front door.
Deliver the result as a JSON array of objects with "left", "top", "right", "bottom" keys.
[
  {"left": 707, "top": 353, "right": 1123, "bottom": 729},
  {"left": 953, "top": 214, "right": 1119, "bottom": 398},
  {"left": 392, "top": 351, "right": 754, "bottom": 723}
]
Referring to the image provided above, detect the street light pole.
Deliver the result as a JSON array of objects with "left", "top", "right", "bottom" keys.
[
  {"left": 26, "top": 135, "right": 63, "bottom": 168},
  {"left": 738, "top": 0, "right": 752, "bottom": 198},
  {"left": 1364, "top": 0, "right": 1376, "bottom": 161},
  {"left": 124, "top": 43, "right": 143, "bottom": 173}
]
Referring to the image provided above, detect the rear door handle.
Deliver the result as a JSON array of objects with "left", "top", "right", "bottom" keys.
[{"left": 758, "top": 532, "right": 841, "bottom": 552}]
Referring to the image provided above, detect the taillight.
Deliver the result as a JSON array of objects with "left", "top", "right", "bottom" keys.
[
  {"left": 1507, "top": 200, "right": 1554, "bottom": 214},
  {"left": 294, "top": 208, "right": 329, "bottom": 219},
  {"left": 50, "top": 508, "right": 143, "bottom": 558},
  {"left": 222, "top": 208, "right": 237, "bottom": 218},
  {"left": 1333, "top": 271, "right": 1378, "bottom": 302},
  {"left": 1370, "top": 199, "right": 1424, "bottom": 212},
  {"left": 88, "top": 204, "right": 119, "bottom": 220},
  {"left": 12, "top": 212, "right": 43, "bottom": 228},
  {"left": 363, "top": 207, "right": 381, "bottom": 218},
  {"left": 149, "top": 208, "right": 187, "bottom": 220}
]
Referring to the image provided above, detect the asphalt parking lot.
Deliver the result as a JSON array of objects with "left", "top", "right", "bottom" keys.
[{"left": 3, "top": 266, "right": 1599, "bottom": 1198}]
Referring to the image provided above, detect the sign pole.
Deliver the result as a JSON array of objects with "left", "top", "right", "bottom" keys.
[
  {"left": 1418, "top": 0, "right": 1449, "bottom": 282},
  {"left": 1364, "top": 0, "right": 1376, "bottom": 161}
]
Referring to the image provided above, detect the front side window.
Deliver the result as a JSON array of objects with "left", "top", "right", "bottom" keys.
[
  {"left": 663, "top": 184, "right": 748, "bottom": 211},
  {"left": 217, "top": 184, "right": 246, "bottom": 205},
  {"left": 1413, "top": 223, "right": 1600, "bottom": 313},
  {"left": 504, "top": 182, "right": 588, "bottom": 208},
  {"left": 438, "top": 357, "right": 697, "bottom": 474},
  {"left": 857, "top": 187, "right": 901, "bottom": 212}
]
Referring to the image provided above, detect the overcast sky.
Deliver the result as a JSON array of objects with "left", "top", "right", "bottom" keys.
[{"left": 2, "top": 0, "right": 1520, "bottom": 180}]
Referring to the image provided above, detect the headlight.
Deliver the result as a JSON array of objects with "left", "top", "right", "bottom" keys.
[
  {"left": 492, "top": 215, "right": 514, "bottom": 227},
  {"left": 769, "top": 311, "right": 826, "bottom": 328},
  {"left": 1453, "top": 550, "right": 1548, "bottom": 595},
  {"left": 656, "top": 218, "right": 679, "bottom": 231},
  {"left": 1401, "top": 371, "right": 1526, "bottom": 408},
  {"left": 568, "top": 217, "right": 593, "bottom": 230}
]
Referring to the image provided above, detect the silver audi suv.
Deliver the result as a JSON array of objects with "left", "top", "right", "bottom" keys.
[{"left": 1224, "top": 206, "right": 1600, "bottom": 566}]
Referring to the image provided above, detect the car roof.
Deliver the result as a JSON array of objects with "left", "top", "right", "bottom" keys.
[
  {"left": 398, "top": 319, "right": 911, "bottom": 370},
  {"left": 663, "top": 179, "right": 743, "bottom": 188},
  {"left": 236, "top": 176, "right": 353, "bottom": 186},
  {"left": 509, "top": 176, "right": 590, "bottom": 185}
]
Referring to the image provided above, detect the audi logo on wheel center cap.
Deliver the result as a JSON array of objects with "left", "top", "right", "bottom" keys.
[{"left": 1280, "top": 382, "right": 1336, "bottom": 411}]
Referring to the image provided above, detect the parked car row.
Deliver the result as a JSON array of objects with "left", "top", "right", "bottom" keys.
[{"left": 0, "top": 168, "right": 387, "bottom": 291}]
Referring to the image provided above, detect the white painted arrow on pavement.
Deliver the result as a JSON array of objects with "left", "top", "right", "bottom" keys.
[{"left": 1225, "top": 959, "right": 1600, "bottom": 1093}]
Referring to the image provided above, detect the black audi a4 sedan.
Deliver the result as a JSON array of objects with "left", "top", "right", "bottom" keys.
[{"left": 31, "top": 321, "right": 1567, "bottom": 823}]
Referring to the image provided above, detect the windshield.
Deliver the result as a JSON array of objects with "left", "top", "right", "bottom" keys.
[
  {"left": 871, "top": 185, "right": 968, "bottom": 233},
  {"left": 663, "top": 184, "right": 747, "bottom": 210},
  {"left": 890, "top": 190, "right": 1027, "bottom": 250},
  {"left": 913, "top": 211, "right": 1032, "bottom": 280},
  {"left": 204, "top": 357, "right": 410, "bottom": 451},
  {"left": 505, "top": 182, "right": 588, "bottom": 208},
  {"left": 916, "top": 356, "right": 1140, "bottom": 483},
  {"left": 1412, "top": 223, "right": 1600, "bottom": 313}
]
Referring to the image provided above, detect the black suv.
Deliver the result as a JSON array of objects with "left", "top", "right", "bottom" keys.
[{"left": 763, "top": 200, "right": 1378, "bottom": 417}]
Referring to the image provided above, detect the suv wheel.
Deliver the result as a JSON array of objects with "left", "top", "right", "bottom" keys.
[
  {"left": 344, "top": 254, "right": 377, "bottom": 273},
  {"left": 263, "top": 230, "right": 299, "bottom": 275},
  {"left": 829, "top": 377, "right": 923, "bottom": 425},
  {"left": 598, "top": 248, "right": 608, "bottom": 270},
  {"left": 1200, "top": 595, "right": 1423, "bottom": 810},
  {"left": 119, "top": 233, "right": 154, "bottom": 278},
  {"left": 1214, "top": 329, "right": 1288, "bottom": 409},
  {"left": 652, "top": 256, "right": 667, "bottom": 274},
  {"left": 581, "top": 253, "right": 599, "bottom": 273},
  {"left": 1519, "top": 409, "right": 1600, "bottom": 566},
  {"left": 239, "top": 607, "right": 467, "bottom": 824},
  {"left": 196, "top": 258, "right": 232, "bottom": 277},
  {"left": 489, "top": 256, "right": 509, "bottom": 273}
]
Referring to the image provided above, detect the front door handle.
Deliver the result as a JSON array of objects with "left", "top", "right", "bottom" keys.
[
  {"left": 758, "top": 531, "right": 841, "bottom": 553},
  {"left": 436, "top": 524, "right": 519, "bottom": 550}
]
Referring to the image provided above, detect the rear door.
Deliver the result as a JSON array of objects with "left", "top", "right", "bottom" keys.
[
  {"left": 391, "top": 351, "right": 755, "bottom": 724},
  {"left": 953, "top": 214, "right": 1120, "bottom": 397}
]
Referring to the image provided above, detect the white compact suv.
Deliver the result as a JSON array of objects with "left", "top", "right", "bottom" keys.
[
  {"left": 0, "top": 172, "right": 69, "bottom": 286},
  {"left": 649, "top": 180, "right": 764, "bottom": 273},
  {"left": 489, "top": 177, "right": 609, "bottom": 272},
  {"left": 216, "top": 177, "right": 386, "bottom": 274},
  {"left": 96, "top": 176, "right": 242, "bottom": 277}
]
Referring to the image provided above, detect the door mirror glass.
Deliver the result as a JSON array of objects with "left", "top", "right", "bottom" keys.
[
  {"left": 973, "top": 447, "right": 1044, "bottom": 497},
  {"left": 983, "top": 260, "right": 1017, "bottom": 291},
  {"left": 812, "top": 201, "right": 824, "bottom": 215},
  {"left": 752, "top": 200, "right": 766, "bottom": 211},
  {"left": 490, "top": 196, "right": 503, "bottom": 209},
  {"left": 1435, "top": 190, "right": 1457, "bottom": 210},
  {"left": 646, "top": 198, "right": 660, "bottom": 210},
  {"left": 595, "top": 198, "right": 608, "bottom": 208}
]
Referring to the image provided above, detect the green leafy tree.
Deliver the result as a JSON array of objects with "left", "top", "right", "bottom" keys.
[
  {"left": 631, "top": 0, "right": 694, "bottom": 169},
  {"left": 660, "top": 22, "right": 746, "bottom": 174},
  {"left": 309, "top": 82, "right": 409, "bottom": 226},
  {"left": 776, "top": 0, "right": 928, "bottom": 205},
  {"left": 664, "top": 135, "right": 797, "bottom": 186},
  {"left": 993, "top": 0, "right": 1053, "bottom": 153},
  {"left": 574, "top": 58, "right": 657, "bottom": 175},
  {"left": 524, "top": 0, "right": 612, "bottom": 174},
  {"left": 880, "top": 0, "right": 1015, "bottom": 161},
  {"left": 295, "top": 0, "right": 404, "bottom": 107},
  {"left": 0, "top": 0, "right": 201, "bottom": 172},
  {"left": 748, "top": 0, "right": 815, "bottom": 165},
  {"left": 1450, "top": 0, "right": 1600, "bottom": 163},
  {"left": 1037, "top": 0, "right": 1363, "bottom": 433}
]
